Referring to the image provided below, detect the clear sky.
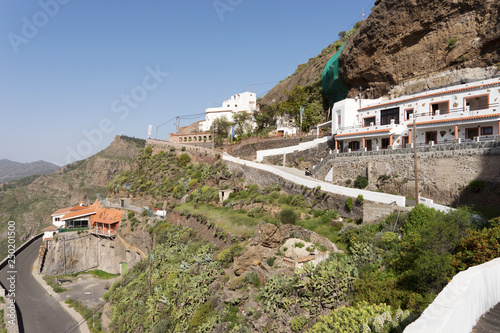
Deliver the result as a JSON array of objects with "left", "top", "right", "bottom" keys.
[{"left": 0, "top": 0, "right": 373, "bottom": 166}]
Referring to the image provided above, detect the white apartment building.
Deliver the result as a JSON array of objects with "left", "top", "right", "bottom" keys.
[
  {"left": 199, "top": 92, "right": 257, "bottom": 132},
  {"left": 331, "top": 77, "right": 500, "bottom": 152}
]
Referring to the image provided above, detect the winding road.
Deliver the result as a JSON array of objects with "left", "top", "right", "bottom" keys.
[{"left": 0, "top": 238, "right": 79, "bottom": 333}]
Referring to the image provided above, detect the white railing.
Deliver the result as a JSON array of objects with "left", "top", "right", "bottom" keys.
[{"left": 404, "top": 257, "right": 500, "bottom": 333}]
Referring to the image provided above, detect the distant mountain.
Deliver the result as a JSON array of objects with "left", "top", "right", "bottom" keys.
[{"left": 0, "top": 159, "right": 60, "bottom": 183}]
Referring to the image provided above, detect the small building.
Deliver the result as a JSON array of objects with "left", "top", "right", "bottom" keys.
[
  {"left": 199, "top": 92, "right": 258, "bottom": 132},
  {"left": 51, "top": 201, "right": 88, "bottom": 228},
  {"left": 42, "top": 224, "right": 60, "bottom": 241},
  {"left": 90, "top": 206, "right": 123, "bottom": 237}
]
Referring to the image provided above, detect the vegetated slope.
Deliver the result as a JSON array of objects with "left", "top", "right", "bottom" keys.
[
  {"left": 0, "top": 135, "right": 145, "bottom": 259},
  {"left": 103, "top": 146, "right": 500, "bottom": 332},
  {"left": 0, "top": 159, "right": 60, "bottom": 183},
  {"left": 339, "top": 0, "right": 500, "bottom": 98}
]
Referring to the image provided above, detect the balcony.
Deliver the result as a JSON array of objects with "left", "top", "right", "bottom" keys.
[{"left": 91, "top": 228, "right": 117, "bottom": 237}]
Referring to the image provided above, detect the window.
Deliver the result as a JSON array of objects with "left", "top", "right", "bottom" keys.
[
  {"left": 381, "top": 138, "right": 390, "bottom": 149},
  {"left": 430, "top": 101, "right": 449, "bottom": 115},
  {"left": 481, "top": 127, "right": 493, "bottom": 135},
  {"left": 402, "top": 136, "right": 410, "bottom": 147},
  {"left": 425, "top": 131, "right": 437, "bottom": 144},
  {"left": 363, "top": 116, "right": 376, "bottom": 127},
  {"left": 465, "top": 94, "right": 489, "bottom": 111},
  {"left": 405, "top": 108, "right": 414, "bottom": 120},
  {"left": 365, "top": 139, "right": 372, "bottom": 151},
  {"left": 380, "top": 107, "right": 399, "bottom": 125},
  {"left": 349, "top": 141, "right": 360, "bottom": 151},
  {"left": 55, "top": 217, "right": 60, "bottom": 222},
  {"left": 466, "top": 128, "right": 478, "bottom": 139},
  {"left": 337, "top": 114, "right": 341, "bottom": 126}
]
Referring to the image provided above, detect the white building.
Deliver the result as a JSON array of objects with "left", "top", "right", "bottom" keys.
[
  {"left": 331, "top": 77, "right": 500, "bottom": 152},
  {"left": 199, "top": 92, "right": 258, "bottom": 132}
]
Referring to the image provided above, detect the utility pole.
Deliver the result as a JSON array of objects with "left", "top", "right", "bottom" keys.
[
  {"left": 413, "top": 114, "right": 419, "bottom": 205},
  {"left": 175, "top": 116, "right": 180, "bottom": 134}
]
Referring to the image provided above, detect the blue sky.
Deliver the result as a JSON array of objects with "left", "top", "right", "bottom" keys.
[{"left": 0, "top": 0, "right": 373, "bottom": 166}]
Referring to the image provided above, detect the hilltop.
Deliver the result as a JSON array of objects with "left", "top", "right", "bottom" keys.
[{"left": 0, "top": 159, "right": 60, "bottom": 183}]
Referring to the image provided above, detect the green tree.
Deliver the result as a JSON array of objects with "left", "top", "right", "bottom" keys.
[
  {"left": 211, "top": 116, "right": 231, "bottom": 146},
  {"left": 232, "top": 111, "right": 251, "bottom": 136}
]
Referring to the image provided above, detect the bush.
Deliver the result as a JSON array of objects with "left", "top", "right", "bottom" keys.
[
  {"left": 266, "top": 256, "right": 276, "bottom": 267},
  {"left": 291, "top": 316, "right": 308, "bottom": 332},
  {"left": 189, "top": 301, "right": 214, "bottom": 329},
  {"left": 345, "top": 197, "right": 353, "bottom": 212},
  {"left": 144, "top": 146, "right": 153, "bottom": 156},
  {"left": 127, "top": 210, "right": 135, "bottom": 219},
  {"left": 177, "top": 153, "right": 191, "bottom": 167},
  {"left": 468, "top": 180, "right": 485, "bottom": 192},
  {"left": 217, "top": 244, "right": 244, "bottom": 267},
  {"left": 245, "top": 271, "right": 261, "bottom": 288},
  {"left": 354, "top": 176, "right": 368, "bottom": 189},
  {"left": 280, "top": 208, "right": 298, "bottom": 225},
  {"left": 356, "top": 194, "right": 364, "bottom": 205}
]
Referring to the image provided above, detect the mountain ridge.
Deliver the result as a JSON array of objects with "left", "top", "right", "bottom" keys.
[{"left": 0, "top": 159, "right": 60, "bottom": 183}]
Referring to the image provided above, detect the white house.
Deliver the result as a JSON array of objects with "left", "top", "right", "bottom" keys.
[
  {"left": 331, "top": 77, "right": 500, "bottom": 152},
  {"left": 199, "top": 92, "right": 258, "bottom": 132}
]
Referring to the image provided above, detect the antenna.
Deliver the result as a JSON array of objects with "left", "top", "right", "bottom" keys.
[{"left": 362, "top": 8, "right": 365, "bottom": 20}]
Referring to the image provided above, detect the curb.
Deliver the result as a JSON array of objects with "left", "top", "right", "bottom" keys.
[{"left": 32, "top": 259, "right": 90, "bottom": 333}]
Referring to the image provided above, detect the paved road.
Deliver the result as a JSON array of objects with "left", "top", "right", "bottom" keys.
[{"left": 0, "top": 238, "right": 79, "bottom": 333}]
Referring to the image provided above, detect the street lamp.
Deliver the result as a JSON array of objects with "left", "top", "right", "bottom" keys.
[{"left": 84, "top": 291, "right": 95, "bottom": 328}]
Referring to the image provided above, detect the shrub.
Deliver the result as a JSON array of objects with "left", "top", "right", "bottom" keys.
[
  {"left": 448, "top": 37, "right": 457, "bottom": 50},
  {"left": 294, "top": 242, "right": 304, "bottom": 248},
  {"left": 266, "top": 256, "right": 276, "bottom": 267},
  {"left": 217, "top": 244, "right": 244, "bottom": 267},
  {"left": 468, "top": 180, "right": 485, "bottom": 193},
  {"left": 290, "top": 316, "right": 308, "bottom": 332},
  {"left": 189, "top": 301, "right": 214, "bottom": 329},
  {"left": 280, "top": 208, "right": 298, "bottom": 225},
  {"left": 245, "top": 271, "right": 261, "bottom": 288},
  {"left": 127, "top": 211, "right": 135, "bottom": 219},
  {"left": 346, "top": 179, "right": 352, "bottom": 186},
  {"left": 345, "top": 197, "right": 353, "bottom": 212},
  {"left": 378, "top": 174, "right": 391, "bottom": 181},
  {"left": 356, "top": 194, "right": 364, "bottom": 205},
  {"left": 144, "top": 146, "right": 153, "bottom": 156},
  {"left": 177, "top": 153, "right": 191, "bottom": 167},
  {"left": 181, "top": 146, "right": 186, "bottom": 151},
  {"left": 354, "top": 176, "right": 368, "bottom": 189}
]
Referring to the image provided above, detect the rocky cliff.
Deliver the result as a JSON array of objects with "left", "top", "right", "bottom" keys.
[
  {"left": 260, "top": 0, "right": 500, "bottom": 105},
  {"left": 340, "top": 0, "right": 500, "bottom": 98}
]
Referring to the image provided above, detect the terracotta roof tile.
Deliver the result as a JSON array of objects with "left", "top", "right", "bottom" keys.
[
  {"left": 51, "top": 207, "right": 72, "bottom": 216},
  {"left": 42, "top": 225, "right": 60, "bottom": 232},
  {"left": 61, "top": 208, "right": 97, "bottom": 220}
]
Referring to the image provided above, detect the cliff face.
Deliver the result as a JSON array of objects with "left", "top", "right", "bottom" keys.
[
  {"left": 261, "top": 0, "right": 499, "bottom": 105},
  {"left": 339, "top": 0, "right": 500, "bottom": 98}
]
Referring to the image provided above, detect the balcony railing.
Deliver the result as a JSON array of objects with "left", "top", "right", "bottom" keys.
[{"left": 91, "top": 228, "right": 117, "bottom": 237}]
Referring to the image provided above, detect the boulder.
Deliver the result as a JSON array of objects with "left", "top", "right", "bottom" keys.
[
  {"left": 257, "top": 223, "right": 282, "bottom": 248},
  {"left": 233, "top": 246, "right": 260, "bottom": 276}
]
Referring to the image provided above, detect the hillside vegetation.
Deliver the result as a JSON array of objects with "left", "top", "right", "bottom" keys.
[{"left": 101, "top": 146, "right": 500, "bottom": 332}]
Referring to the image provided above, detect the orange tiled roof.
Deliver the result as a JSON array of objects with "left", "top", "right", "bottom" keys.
[
  {"left": 411, "top": 113, "right": 500, "bottom": 127},
  {"left": 335, "top": 128, "right": 390, "bottom": 138},
  {"left": 297, "top": 255, "right": 316, "bottom": 263},
  {"left": 61, "top": 208, "right": 97, "bottom": 221},
  {"left": 69, "top": 203, "right": 89, "bottom": 211},
  {"left": 42, "top": 225, "right": 60, "bottom": 232},
  {"left": 92, "top": 218, "right": 120, "bottom": 225},
  {"left": 51, "top": 207, "right": 72, "bottom": 216},
  {"left": 90, "top": 207, "right": 123, "bottom": 224}
]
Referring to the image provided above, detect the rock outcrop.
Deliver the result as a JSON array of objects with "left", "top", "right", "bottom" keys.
[{"left": 340, "top": 0, "right": 500, "bottom": 98}]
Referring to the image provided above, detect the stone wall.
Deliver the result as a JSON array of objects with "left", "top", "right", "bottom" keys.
[
  {"left": 261, "top": 141, "right": 332, "bottom": 169},
  {"left": 227, "top": 135, "right": 319, "bottom": 161},
  {"left": 42, "top": 232, "right": 144, "bottom": 275},
  {"left": 363, "top": 202, "right": 411, "bottom": 224},
  {"left": 314, "top": 137, "right": 500, "bottom": 206}
]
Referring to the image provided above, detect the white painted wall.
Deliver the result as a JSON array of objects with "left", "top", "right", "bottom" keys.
[
  {"left": 200, "top": 92, "right": 257, "bottom": 132},
  {"left": 255, "top": 136, "right": 330, "bottom": 162},
  {"left": 404, "top": 257, "right": 500, "bottom": 333}
]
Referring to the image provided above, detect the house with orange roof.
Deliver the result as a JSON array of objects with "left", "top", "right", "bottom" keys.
[
  {"left": 90, "top": 207, "right": 123, "bottom": 237},
  {"left": 51, "top": 201, "right": 88, "bottom": 228},
  {"left": 330, "top": 77, "right": 500, "bottom": 152}
]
